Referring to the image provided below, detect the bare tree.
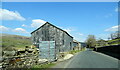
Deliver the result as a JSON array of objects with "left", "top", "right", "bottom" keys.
[{"left": 85, "top": 35, "right": 96, "bottom": 48}]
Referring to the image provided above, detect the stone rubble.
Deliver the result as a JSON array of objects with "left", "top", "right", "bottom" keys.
[
  {"left": 58, "top": 52, "right": 74, "bottom": 62},
  {"left": 63, "top": 54, "right": 74, "bottom": 60}
]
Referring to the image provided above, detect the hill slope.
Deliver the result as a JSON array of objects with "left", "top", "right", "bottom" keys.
[
  {"left": 108, "top": 38, "right": 120, "bottom": 45},
  {"left": 1, "top": 33, "right": 32, "bottom": 50}
]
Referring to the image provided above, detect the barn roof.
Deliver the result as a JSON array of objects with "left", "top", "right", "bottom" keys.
[{"left": 31, "top": 22, "right": 73, "bottom": 38}]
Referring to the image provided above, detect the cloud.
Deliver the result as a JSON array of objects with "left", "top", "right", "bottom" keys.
[
  {"left": 73, "top": 34, "right": 86, "bottom": 42},
  {"left": 64, "top": 28, "right": 72, "bottom": 33},
  {"left": 75, "top": 33, "right": 85, "bottom": 42},
  {"left": 105, "top": 25, "right": 120, "bottom": 32},
  {"left": 63, "top": 28, "right": 85, "bottom": 42},
  {"left": 63, "top": 27, "right": 76, "bottom": 34},
  {"left": 0, "top": 25, "right": 29, "bottom": 35},
  {"left": 13, "top": 28, "right": 29, "bottom": 34},
  {"left": 22, "top": 24, "right": 28, "bottom": 27},
  {"left": 96, "top": 34, "right": 110, "bottom": 40},
  {"left": 61, "top": 27, "right": 84, "bottom": 41},
  {"left": 78, "top": 33, "right": 84, "bottom": 36},
  {"left": 74, "top": 37, "right": 86, "bottom": 42},
  {"left": 0, "top": 8, "right": 25, "bottom": 21},
  {"left": 0, "top": 25, "right": 9, "bottom": 32},
  {"left": 31, "top": 19, "right": 46, "bottom": 28}
]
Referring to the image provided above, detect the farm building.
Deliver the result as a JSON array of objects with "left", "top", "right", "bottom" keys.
[
  {"left": 73, "top": 40, "right": 81, "bottom": 50},
  {"left": 80, "top": 42, "right": 87, "bottom": 49},
  {"left": 31, "top": 22, "right": 73, "bottom": 61}
]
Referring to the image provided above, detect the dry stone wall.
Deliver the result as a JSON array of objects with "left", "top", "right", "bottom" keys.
[{"left": 1, "top": 46, "right": 48, "bottom": 69}]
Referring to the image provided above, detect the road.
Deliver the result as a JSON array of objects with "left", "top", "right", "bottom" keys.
[{"left": 52, "top": 50, "right": 119, "bottom": 68}]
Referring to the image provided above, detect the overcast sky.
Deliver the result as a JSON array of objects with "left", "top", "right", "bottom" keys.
[{"left": 0, "top": 2, "right": 119, "bottom": 42}]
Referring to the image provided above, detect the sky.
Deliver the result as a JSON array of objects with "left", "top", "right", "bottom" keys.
[
  {"left": 0, "top": 2, "right": 119, "bottom": 42},
  {"left": 2, "top": 0, "right": 120, "bottom": 2}
]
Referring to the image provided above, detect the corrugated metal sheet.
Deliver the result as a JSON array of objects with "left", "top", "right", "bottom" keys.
[{"left": 39, "top": 41, "right": 56, "bottom": 61}]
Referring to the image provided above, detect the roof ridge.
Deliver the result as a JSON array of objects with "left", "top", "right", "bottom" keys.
[{"left": 31, "top": 22, "right": 73, "bottom": 38}]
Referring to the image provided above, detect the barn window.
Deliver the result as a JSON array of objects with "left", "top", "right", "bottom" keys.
[
  {"left": 70, "top": 42, "right": 71, "bottom": 47},
  {"left": 53, "top": 38, "right": 54, "bottom": 41},
  {"left": 42, "top": 37, "right": 44, "bottom": 41},
  {"left": 48, "top": 25, "right": 50, "bottom": 27},
  {"left": 34, "top": 37, "right": 35, "bottom": 41},
  {"left": 70, "top": 42, "right": 72, "bottom": 50},
  {"left": 37, "top": 38, "right": 39, "bottom": 43},
  {"left": 45, "top": 30, "right": 46, "bottom": 38},
  {"left": 48, "top": 37, "right": 49, "bottom": 41},
  {"left": 42, "top": 31, "right": 43, "bottom": 34},
  {"left": 62, "top": 40, "right": 64, "bottom": 45},
  {"left": 36, "top": 31, "right": 38, "bottom": 35}
]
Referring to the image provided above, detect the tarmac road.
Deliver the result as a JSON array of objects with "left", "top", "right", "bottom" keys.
[{"left": 52, "top": 50, "right": 119, "bottom": 68}]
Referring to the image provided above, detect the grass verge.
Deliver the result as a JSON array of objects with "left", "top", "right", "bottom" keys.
[
  {"left": 30, "top": 63, "right": 56, "bottom": 70},
  {"left": 69, "top": 48, "right": 85, "bottom": 54}
]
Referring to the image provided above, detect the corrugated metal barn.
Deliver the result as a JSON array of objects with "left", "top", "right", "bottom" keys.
[{"left": 31, "top": 22, "right": 73, "bottom": 61}]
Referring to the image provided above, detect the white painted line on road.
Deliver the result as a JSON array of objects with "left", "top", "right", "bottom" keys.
[{"left": 92, "top": 51, "right": 118, "bottom": 61}]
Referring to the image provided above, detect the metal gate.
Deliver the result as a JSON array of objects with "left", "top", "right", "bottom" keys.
[{"left": 39, "top": 41, "right": 56, "bottom": 61}]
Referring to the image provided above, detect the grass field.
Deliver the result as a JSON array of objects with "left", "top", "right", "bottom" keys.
[
  {"left": 108, "top": 38, "right": 120, "bottom": 45},
  {"left": 1, "top": 33, "right": 32, "bottom": 50}
]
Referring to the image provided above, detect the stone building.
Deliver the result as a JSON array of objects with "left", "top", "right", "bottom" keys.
[
  {"left": 31, "top": 22, "right": 73, "bottom": 60},
  {"left": 73, "top": 40, "right": 81, "bottom": 50}
]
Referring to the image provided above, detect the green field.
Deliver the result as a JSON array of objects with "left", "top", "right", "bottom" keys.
[
  {"left": 108, "top": 38, "right": 120, "bottom": 45},
  {"left": 1, "top": 33, "right": 32, "bottom": 50}
]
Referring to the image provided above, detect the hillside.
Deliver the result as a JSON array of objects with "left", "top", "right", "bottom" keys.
[
  {"left": 107, "top": 38, "right": 120, "bottom": 45},
  {"left": 1, "top": 33, "right": 32, "bottom": 50}
]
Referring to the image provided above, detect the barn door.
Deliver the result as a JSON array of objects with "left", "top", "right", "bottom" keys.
[{"left": 39, "top": 41, "right": 56, "bottom": 61}]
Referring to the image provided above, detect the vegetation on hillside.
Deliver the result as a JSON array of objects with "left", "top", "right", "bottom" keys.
[
  {"left": 96, "top": 39, "right": 109, "bottom": 47},
  {"left": 96, "top": 38, "right": 120, "bottom": 48},
  {"left": 107, "top": 38, "right": 120, "bottom": 45},
  {"left": 1, "top": 33, "right": 32, "bottom": 50},
  {"left": 107, "top": 31, "right": 120, "bottom": 45},
  {"left": 85, "top": 33, "right": 120, "bottom": 48}
]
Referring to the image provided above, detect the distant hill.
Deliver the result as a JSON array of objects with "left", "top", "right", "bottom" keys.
[
  {"left": 1, "top": 33, "right": 32, "bottom": 50},
  {"left": 107, "top": 38, "right": 120, "bottom": 45}
]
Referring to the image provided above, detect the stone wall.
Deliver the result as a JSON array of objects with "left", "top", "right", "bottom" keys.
[
  {"left": 95, "top": 45, "right": 120, "bottom": 59},
  {"left": 1, "top": 46, "right": 48, "bottom": 69}
]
